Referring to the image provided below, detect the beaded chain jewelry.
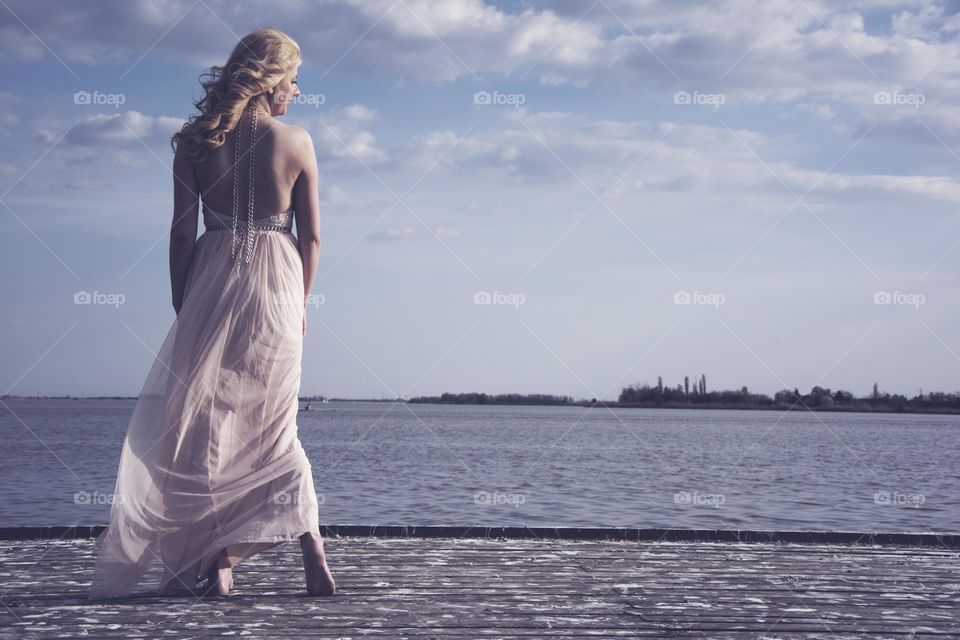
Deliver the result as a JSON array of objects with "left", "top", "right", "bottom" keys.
[{"left": 230, "top": 103, "right": 266, "bottom": 273}]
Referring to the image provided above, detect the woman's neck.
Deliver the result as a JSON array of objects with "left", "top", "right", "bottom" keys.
[{"left": 247, "top": 98, "right": 272, "bottom": 119}]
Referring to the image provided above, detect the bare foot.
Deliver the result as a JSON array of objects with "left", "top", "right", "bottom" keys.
[
  {"left": 202, "top": 548, "right": 233, "bottom": 596},
  {"left": 300, "top": 532, "right": 335, "bottom": 596}
]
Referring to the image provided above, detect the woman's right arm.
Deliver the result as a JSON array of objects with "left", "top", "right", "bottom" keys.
[{"left": 292, "top": 129, "right": 321, "bottom": 324}]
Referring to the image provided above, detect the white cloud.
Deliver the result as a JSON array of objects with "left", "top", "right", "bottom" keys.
[
  {"left": 391, "top": 114, "right": 960, "bottom": 208},
  {"left": 0, "top": 24, "right": 45, "bottom": 60},
  {"left": 310, "top": 105, "right": 387, "bottom": 167},
  {"left": 538, "top": 73, "right": 589, "bottom": 87},
  {"left": 3, "top": 0, "right": 958, "bottom": 128},
  {"left": 342, "top": 104, "right": 377, "bottom": 121},
  {"left": 0, "top": 0, "right": 604, "bottom": 80},
  {"left": 435, "top": 224, "right": 462, "bottom": 238},
  {"left": 785, "top": 169, "right": 960, "bottom": 204},
  {"left": 64, "top": 111, "right": 181, "bottom": 147},
  {"left": 892, "top": 5, "right": 946, "bottom": 39},
  {"left": 367, "top": 223, "right": 462, "bottom": 242}
]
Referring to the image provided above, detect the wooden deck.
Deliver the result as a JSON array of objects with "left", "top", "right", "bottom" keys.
[{"left": 0, "top": 527, "right": 957, "bottom": 639}]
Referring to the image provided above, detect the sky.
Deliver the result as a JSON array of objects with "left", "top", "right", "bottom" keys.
[{"left": 1, "top": 0, "right": 959, "bottom": 400}]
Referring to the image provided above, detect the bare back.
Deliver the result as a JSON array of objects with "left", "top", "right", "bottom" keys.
[
  {"left": 193, "top": 114, "right": 305, "bottom": 219},
  {"left": 171, "top": 105, "right": 322, "bottom": 312}
]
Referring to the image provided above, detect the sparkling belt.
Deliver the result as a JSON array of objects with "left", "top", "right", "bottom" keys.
[
  {"left": 201, "top": 206, "right": 294, "bottom": 235},
  {"left": 204, "top": 221, "right": 293, "bottom": 234}
]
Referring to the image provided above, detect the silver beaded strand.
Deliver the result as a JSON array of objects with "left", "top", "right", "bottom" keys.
[
  {"left": 243, "top": 104, "right": 259, "bottom": 265},
  {"left": 230, "top": 111, "right": 243, "bottom": 265},
  {"left": 229, "top": 103, "right": 264, "bottom": 274}
]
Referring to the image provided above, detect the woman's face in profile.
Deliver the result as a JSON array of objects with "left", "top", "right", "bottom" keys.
[{"left": 271, "top": 67, "right": 301, "bottom": 115}]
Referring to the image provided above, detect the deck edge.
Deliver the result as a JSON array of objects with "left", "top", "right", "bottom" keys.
[{"left": 0, "top": 525, "right": 956, "bottom": 548}]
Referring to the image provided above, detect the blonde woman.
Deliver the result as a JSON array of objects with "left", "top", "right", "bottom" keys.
[{"left": 89, "top": 27, "right": 335, "bottom": 599}]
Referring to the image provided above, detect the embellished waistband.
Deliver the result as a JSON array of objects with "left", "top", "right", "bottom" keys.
[
  {"left": 201, "top": 205, "right": 294, "bottom": 234},
  {"left": 204, "top": 221, "right": 293, "bottom": 234}
]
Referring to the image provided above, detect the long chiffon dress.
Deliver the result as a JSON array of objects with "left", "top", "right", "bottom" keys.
[{"left": 88, "top": 106, "right": 320, "bottom": 599}]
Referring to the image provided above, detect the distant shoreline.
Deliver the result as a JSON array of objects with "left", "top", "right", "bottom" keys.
[
  {"left": 407, "top": 399, "right": 960, "bottom": 416},
  {"left": 4, "top": 395, "right": 960, "bottom": 416}
]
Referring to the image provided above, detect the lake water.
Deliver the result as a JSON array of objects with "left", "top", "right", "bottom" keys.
[{"left": 1, "top": 399, "right": 957, "bottom": 533}]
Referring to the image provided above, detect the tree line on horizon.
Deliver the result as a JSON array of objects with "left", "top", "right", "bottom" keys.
[
  {"left": 408, "top": 392, "right": 575, "bottom": 406},
  {"left": 408, "top": 377, "right": 960, "bottom": 413},
  {"left": 618, "top": 375, "right": 960, "bottom": 412}
]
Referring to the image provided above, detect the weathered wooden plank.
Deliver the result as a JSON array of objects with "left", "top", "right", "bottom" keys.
[
  {"left": 17, "top": 606, "right": 936, "bottom": 623},
  {"left": 1, "top": 535, "right": 958, "bottom": 639}
]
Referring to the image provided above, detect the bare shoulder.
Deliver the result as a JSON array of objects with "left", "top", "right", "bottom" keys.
[
  {"left": 274, "top": 121, "right": 314, "bottom": 156},
  {"left": 172, "top": 139, "right": 189, "bottom": 166},
  {"left": 172, "top": 141, "right": 196, "bottom": 176}
]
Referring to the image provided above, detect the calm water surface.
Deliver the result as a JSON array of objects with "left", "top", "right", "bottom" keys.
[{"left": 1, "top": 399, "right": 957, "bottom": 533}]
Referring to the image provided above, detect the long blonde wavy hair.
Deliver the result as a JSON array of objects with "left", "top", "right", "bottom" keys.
[{"left": 171, "top": 27, "right": 301, "bottom": 160}]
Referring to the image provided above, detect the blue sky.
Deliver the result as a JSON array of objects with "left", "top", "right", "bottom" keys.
[{"left": 1, "top": 0, "right": 959, "bottom": 399}]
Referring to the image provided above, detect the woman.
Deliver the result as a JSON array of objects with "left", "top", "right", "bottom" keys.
[{"left": 88, "top": 27, "right": 335, "bottom": 599}]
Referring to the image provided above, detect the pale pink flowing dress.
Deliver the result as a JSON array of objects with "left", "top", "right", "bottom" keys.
[{"left": 89, "top": 109, "right": 319, "bottom": 599}]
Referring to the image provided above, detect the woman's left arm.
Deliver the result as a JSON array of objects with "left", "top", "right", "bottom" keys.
[{"left": 170, "top": 146, "right": 199, "bottom": 315}]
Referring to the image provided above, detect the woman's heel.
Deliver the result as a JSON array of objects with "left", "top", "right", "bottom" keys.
[
  {"left": 202, "top": 548, "right": 233, "bottom": 596},
  {"left": 300, "top": 532, "right": 336, "bottom": 596}
]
